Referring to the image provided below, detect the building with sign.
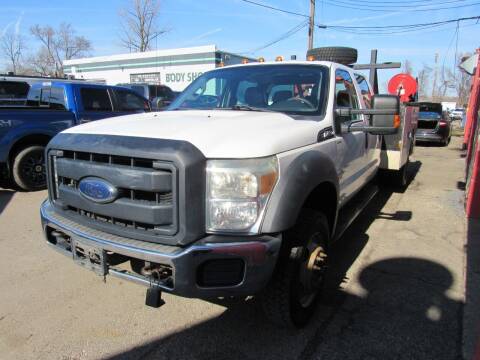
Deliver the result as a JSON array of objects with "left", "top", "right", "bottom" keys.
[{"left": 63, "top": 45, "right": 253, "bottom": 91}]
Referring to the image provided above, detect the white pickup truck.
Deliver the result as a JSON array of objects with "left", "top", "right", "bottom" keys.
[{"left": 40, "top": 48, "right": 416, "bottom": 328}]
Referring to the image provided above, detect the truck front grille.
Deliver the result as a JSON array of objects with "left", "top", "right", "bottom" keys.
[{"left": 50, "top": 150, "right": 178, "bottom": 243}]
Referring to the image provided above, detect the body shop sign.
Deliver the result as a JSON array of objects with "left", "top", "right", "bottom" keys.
[{"left": 165, "top": 72, "right": 203, "bottom": 83}]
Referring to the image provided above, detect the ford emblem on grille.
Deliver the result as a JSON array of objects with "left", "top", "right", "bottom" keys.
[{"left": 78, "top": 177, "right": 118, "bottom": 204}]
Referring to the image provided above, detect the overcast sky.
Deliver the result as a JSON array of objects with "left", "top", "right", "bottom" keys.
[{"left": 1, "top": 0, "right": 479, "bottom": 88}]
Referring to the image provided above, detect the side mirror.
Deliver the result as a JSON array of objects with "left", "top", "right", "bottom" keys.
[
  {"left": 369, "top": 95, "right": 400, "bottom": 135},
  {"left": 335, "top": 95, "right": 400, "bottom": 135}
]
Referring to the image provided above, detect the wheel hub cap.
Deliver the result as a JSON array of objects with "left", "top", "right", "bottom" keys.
[{"left": 298, "top": 241, "right": 328, "bottom": 308}]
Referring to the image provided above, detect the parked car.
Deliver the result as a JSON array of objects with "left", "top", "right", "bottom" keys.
[
  {"left": 449, "top": 108, "right": 465, "bottom": 120},
  {"left": 415, "top": 102, "right": 451, "bottom": 146},
  {"left": 117, "top": 83, "right": 177, "bottom": 110},
  {"left": 40, "top": 47, "right": 418, "bottom": 328},
  {"left": 0, "top": 81, "right": 150, "bottom": 191}
]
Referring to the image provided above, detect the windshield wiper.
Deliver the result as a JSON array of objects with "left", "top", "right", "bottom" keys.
[{"left": 218, "top": 105, "right": 273, "bottom": 112}]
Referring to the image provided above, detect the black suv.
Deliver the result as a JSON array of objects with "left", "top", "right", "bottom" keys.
[{"left": 415, "top": 102, "right": 451, "bottom": 146}]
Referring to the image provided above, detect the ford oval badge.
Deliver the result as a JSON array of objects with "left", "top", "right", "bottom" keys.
[{"left": 78, "top": 177, "right": 118, "bottom": 204}]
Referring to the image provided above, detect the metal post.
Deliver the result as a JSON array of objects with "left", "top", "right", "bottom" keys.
[
  {"left": 352, "top": 49, "right": 401, "bottom": 94},
  {"left": 308, "top": 0, "right": 315, "bottom": 50},
  {"left": 432, "top": 53, "right": 439, "bottom": 98},
  {"left": 369, "top": 49, "right": 378, "bottom": 94}
]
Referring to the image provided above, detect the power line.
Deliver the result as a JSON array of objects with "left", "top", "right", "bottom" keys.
[
  {"left": 242, "top": 20, "right": 308, "bottom": 54},
  {"left": 333, "top": 0, "right": 465, "bottom": 4},
  {"left": 454, "top": 20, "right": 460, "bottom": 81},
  {"left": 326, "top": 21, "right": 477, "bottom": 38},
  {"left": 330, "top": 23, "right": 448, "bottom": 35},
  {"left": 326, "top": 15, "right": 480, "bottom": 29},
  {"left": 323, "top": 0, "right": 480, "bottom": 12},
  {"left": 238, "top": 0, "right": 308, "bottom": 18},
  {"left": 326, "top": 0, "right": 469, "bottom": 9},
  {"left": 441, "top": 22, "right": 460, "bottom": 73}
]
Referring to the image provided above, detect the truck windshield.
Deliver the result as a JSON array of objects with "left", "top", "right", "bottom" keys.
[{"left": 169, "top": 64, "right": 328, "bottom": 115}]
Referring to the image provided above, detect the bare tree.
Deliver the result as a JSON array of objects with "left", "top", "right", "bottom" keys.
[
  {"left": 417, "top": 64, "right": 432, "bottom": 98},
  {"left": 27, "top": 48, "right": 56, "bottom": 76},
  {"left": 438, "top": 67, "right": 455, "bottom": 97},
  {"left": 402, "top": 59, "right": 413, "bottom": 75},
  {"left": 29, "top": 23, "right": 91, "bottom": 76},
  {"left": 1, "top": 27, "right": 24, "bottom": 74},
  {"left": 456, "top": 70, "right": 471, "bottom": 107},
  {"left": 119, "top": 0, "right": 167, "bottom": 52}
]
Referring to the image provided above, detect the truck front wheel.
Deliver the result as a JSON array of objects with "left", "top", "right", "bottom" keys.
[
  {"left": 12, "top": 145, "right": 47, "bottom": 191},
  {"left": 260, "top": 210, "right": 329, "bottom": 328},
  {"left": 391, "top": 157, "right": 410, "bottom": 188}
]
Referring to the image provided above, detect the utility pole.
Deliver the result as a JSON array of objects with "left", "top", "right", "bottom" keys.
[
  {"left": 432, "top": 53, "right": 439, "bottom": 99},
  {"left": 308, "top": 0, "right": 315, "bottom": 50}
]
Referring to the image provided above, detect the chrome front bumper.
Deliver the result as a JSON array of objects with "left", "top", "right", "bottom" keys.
[{"left": 40, "top": 200, "right": 281, "bottom": 298}]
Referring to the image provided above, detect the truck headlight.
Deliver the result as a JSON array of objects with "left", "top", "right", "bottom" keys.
[{"left": 206, "top": 156, "right": 278, "bottom": 233}]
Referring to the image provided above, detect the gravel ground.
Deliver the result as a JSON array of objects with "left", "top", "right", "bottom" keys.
[{"left": 0, "top": 136, "right": 467, "bottom": 360}]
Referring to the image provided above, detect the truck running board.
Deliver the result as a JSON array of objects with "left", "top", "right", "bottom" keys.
[{"left": 333, "top": 183, "right": 379, "bottom": 242}]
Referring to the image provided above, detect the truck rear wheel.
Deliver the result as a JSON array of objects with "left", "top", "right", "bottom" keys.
[
  {"left": 393, "top": 157, "right": 410, "bottom": 188},
  {"left": 379, "top": 157, "right": 410, "bottom": 189},
  {"left": 12, "top": 145, "right": 47, "bottom": 191},
  {"left": 260, "top": 209, "right": 329, "bottom": 328}
]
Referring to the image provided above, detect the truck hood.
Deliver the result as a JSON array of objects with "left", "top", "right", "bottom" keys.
[{"left": 64, "top": 110, "right": 320, "bottom": 158}]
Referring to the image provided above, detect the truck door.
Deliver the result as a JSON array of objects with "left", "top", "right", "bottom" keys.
[
  {"left": 75, "top": 86, "right": 115, "bottom": 123},
  {"left": 355, "top": 74, "right": 380, "bottom": 180},
  {"left": 334, "top": 69, "right": 368, "bottom": 205}
]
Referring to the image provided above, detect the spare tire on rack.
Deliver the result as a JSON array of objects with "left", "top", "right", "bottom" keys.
[{"left": 306, "top": 47, "right": 358, "bottom": 65}]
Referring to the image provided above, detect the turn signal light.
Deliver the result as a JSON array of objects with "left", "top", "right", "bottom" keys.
[
  {"left": 260, "top": 171, "right": 278, "bottom": 195},
  {"left": 275, "top": 56, "right": 284, "bottom": 62},
  {"left": 394, "top": 114, "right": 401, "bottom": 128}
]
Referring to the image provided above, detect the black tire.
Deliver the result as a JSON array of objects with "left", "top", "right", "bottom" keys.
[
  {"left": 393, "top": 159, "right": 409, "bottom": 188},
  {"left": 260, "top": 209, "right": 330, "bottom": 328},
  {"left": 378, "top": 157, "right": 410, "bottom": 189},
  {"left": 12, "top": 145, "right": 47, "bottom": 191},
  {"left": 307, "top": 46, "right": 357, "bottom": 65}
]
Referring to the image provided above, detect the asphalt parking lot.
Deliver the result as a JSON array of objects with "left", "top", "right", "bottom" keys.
[{"left": 0, "top": 136, "right": 469, "bottom": 360}]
